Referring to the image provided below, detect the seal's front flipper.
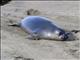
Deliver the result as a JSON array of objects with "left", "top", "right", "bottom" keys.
[{"left": 26, "top": 35, "right": 40, "bottom": 40}]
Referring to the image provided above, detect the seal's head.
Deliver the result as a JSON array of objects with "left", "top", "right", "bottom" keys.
[
  {"left": 59, "top": 31, "right": 76, "bottom": 41},
  {"left": 59, "top": 32, "right": 69, "bottom": 40}
]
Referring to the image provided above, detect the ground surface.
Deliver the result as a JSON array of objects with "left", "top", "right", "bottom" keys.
[{"left": 1, "top": 1, "right": 80, "bottom": 60}]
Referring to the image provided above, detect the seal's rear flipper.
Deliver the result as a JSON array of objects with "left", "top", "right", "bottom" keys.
[
  {"left": 8, "top": 23, "right": 20, "bottom": 27},
  {"left": 8, "top": 20, "right": 20, "bottom": 27},
  {"left": 71, "top": 30, "right": 80, "bottom": 33}
]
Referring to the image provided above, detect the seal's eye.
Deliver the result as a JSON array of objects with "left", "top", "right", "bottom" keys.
[
  {"left": 60, "top": 34, "right": 69, "bottom": 41},
  {"left": 61, "top": 32, "right": 71, "bottom": 41},
  {"left": 63, "top": 35, "right": 68, "bottom": 40}
]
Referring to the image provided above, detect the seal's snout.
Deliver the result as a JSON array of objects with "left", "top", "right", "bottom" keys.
[
  {"left": 60, "top": 32, "right": 76, "bottom": 41},
  {"left": 61, "top": 33, "right": 69, "bottom": 41}
]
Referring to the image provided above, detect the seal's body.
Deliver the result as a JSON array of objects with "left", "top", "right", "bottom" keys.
[{"left": 20, "top": 16, "right": 69, "bottom": 40}]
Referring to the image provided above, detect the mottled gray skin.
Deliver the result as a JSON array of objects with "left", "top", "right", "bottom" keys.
[{"left": 20, "top": 16, "right": 71, "bottom": 40}]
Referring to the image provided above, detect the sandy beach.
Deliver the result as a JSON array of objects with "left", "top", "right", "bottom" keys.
[{"left": 1, "top": 1, "right": 80, "bottom": 60}]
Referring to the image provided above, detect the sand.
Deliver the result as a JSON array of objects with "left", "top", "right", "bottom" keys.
[{"left": 1, "top": 1, "right": 80, "bottom": 60}]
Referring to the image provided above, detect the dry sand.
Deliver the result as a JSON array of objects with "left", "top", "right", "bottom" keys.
[{"left": 1, "top": 1, "right": 80, "bottom": 60}]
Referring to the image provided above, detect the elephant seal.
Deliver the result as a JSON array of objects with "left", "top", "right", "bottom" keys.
[{"left": 8, "top": 16, "right": 79, "bottom": 41}]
